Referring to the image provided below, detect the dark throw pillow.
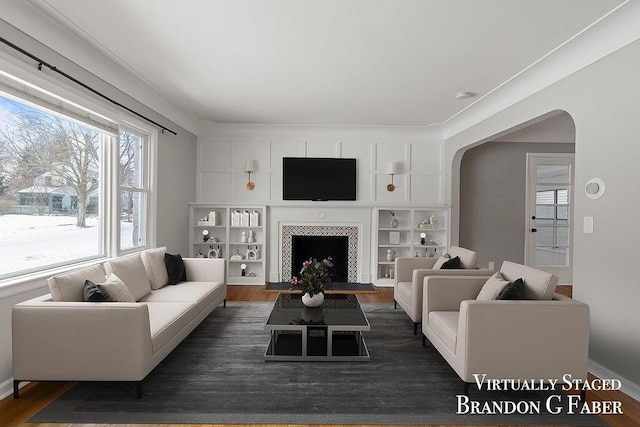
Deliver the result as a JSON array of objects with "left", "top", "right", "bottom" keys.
[
  {"left": 440, "top": 256, "right": 461, "bottom": 269},
  {"left": 83, "top": 279, "right": 112, "bottom": 302},
  {"left": 497, "top": 278, "right": 525, "bottom": 300},
  {"left": 164, "top": 253, "right": 187, "bottom": 285}
]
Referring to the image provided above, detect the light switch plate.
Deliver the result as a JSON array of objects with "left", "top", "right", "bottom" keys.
[{"left": 584, "top": 216, "right": 594, "bottom": 234}]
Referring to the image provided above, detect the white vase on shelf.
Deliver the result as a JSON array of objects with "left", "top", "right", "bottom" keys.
[{"left": 386, "top": 249, "right": 394, "bottom": 262}]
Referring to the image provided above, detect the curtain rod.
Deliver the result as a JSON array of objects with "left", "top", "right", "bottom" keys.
[{"left": 0, "top": 35, "right": 177, "bottom": 135}]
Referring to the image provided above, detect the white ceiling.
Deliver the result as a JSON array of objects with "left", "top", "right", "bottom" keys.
[{"left": 33, "top": 0, "right": 624, "bottom": 127}]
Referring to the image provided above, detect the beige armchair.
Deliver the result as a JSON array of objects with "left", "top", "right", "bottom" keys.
[
  {"left": 422, "top": 261, "right": 589, "bottom": 396},
  {"left": 394, "top": 246, "right": 493, "bottom": 334}
]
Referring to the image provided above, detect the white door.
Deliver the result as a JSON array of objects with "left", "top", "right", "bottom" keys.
[{"left": 525, "top": 153, "right": 574, "bottom": 283}]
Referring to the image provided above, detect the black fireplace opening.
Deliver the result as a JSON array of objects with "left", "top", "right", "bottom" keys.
[{"left": 291, "top": 235, "right": 349, "bottom": 283}]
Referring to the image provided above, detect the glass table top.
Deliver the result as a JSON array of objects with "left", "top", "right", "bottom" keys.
[{"left": 265, "top": 293, "right": 369, "bottom": 329}]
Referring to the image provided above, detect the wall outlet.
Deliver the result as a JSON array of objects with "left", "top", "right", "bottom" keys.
[{"left": 488, "top": 261, "right": 495, "bottom": 270}]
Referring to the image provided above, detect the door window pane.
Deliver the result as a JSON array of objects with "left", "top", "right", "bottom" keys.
[
  {"left": 535, "top": 227, "right": 570, "bottom": 246},
  {"left": 535, "top": 186, "right": 570, "bottom": 266}
]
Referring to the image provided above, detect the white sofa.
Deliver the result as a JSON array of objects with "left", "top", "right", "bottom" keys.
[
  {"left": 422, "top": 261, "right": 590, "bottom": 395},
  {"left": 394, "top": 246, "right": 493, "bottom": 334},
  {"left": 12, "top": 247, "right": 226, "bottom": 399}
]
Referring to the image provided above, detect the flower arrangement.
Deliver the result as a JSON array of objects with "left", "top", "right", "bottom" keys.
[{"left": 291, "top": 257, "right": 333, "bottom": 297}]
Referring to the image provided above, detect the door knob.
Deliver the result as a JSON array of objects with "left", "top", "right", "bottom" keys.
[
  {"left": 531, "top": 215, "right": 536, "bottom": 220},
  {"left": 531, "top": 228, "right": 538, "bottom": 233}
]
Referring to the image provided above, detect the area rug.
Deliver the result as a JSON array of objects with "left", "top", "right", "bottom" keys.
[
  {"left": 264, "top": 281, "right": 376, "bottom": 292},
  {"left": 29, "top": 302, "right": 608, "bottom": 426}
]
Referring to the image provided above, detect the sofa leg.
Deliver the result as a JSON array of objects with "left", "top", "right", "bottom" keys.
[
  {"left": 393, "top": 300, "right": 397, "bottom": 310},
  {"left": 223, "top": 299, "right": 227, "bottom": 308},
  {"left": 580, "top": 388, "right": 586, "bottom": 402},
  {"left": 413, "top": 322, "right": 419, "bottom": 335},
  {"left": 422, "top": 335, "right": 426, "bottom": 347},
  {"left": 136, "top": 381, "right": 142, "bottom": 399},
  {"left": 463, "top": 382, "right": 470, "bottom": 396},
  {"left": 13, "top": 380, "right": 21, "bottom": 399}
]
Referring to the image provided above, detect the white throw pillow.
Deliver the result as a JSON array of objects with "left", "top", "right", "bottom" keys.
[
  {"left": 141, "top": 247, "right": 169, "bottom": 290},
  {"left": 104, "top": 254, "right": 151, "bottom": 301},
  {"left": 46, "top": 263, "right": 106, "bottom": 302},
  {"left": 99, "top": 273, "right": 136, "bottom": 302},
  {"left": 433, "top": 254, "right": 450, "bottom": 269},
  {"left": 476, "top": 271, "right": 510, "bottom": 300}
]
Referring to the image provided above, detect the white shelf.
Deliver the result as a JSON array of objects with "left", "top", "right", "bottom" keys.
[
  {"left": 229, "top": 241, "right": 264, "bottom": 246},
  {"left": 374, "top": 207, "right": 450, "bottom": 285},
  {"left": 190, "top": 205, "right": 266, "bottom": 285}
]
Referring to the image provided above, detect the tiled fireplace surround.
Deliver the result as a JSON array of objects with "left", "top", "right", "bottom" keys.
[{"left": 281, "top": 225, "right": 359, "bottom": 283}]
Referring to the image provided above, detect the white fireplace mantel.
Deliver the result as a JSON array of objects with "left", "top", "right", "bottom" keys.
[{"left": 267, "top": 206, "right": 373, "bottom": 283}]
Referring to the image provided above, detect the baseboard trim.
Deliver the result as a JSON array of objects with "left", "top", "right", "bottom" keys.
[
  {"left": 589, "top": 358, "right": 640, "bottom": 402},
  {"left": 1, "top": 377, "right": 16, "bottom": 400}
]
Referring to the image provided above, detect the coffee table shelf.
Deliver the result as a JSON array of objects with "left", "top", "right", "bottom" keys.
[{"left": 264, "top": 293, "right": 370, "bottom": 362}]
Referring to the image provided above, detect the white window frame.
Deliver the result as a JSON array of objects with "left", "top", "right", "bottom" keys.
[
  {"left": 115, "top": 124, "right": 157, "bottom": 255},
  {"left": 0, "top": 55, "right": 158, "bottom": 286}
]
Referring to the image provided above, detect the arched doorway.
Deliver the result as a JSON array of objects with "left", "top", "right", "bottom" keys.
[{"left": 456, "top": 111, "right": 576, "bottom": 282}]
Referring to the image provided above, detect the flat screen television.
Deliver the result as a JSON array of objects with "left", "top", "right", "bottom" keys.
[{"left": 283, "top": 157, "right": 357, "bottom": 201}]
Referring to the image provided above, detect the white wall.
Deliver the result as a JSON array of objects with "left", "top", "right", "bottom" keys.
[
  {"left": 156, "top": 131, "right": 197, "bottom": 256},
  {"left": 196, "top": 122, "right": 444, "bottom": 205},
  {"left": 445, "top": 38, "right": 640, "bottom": 397},
  {"left": 196, "top": 122, "right": 446, "bottom": 283}
]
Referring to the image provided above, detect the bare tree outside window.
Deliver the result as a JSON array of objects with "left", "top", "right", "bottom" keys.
[
  {"left": 0, "top": 95, "right": 103, "bottom": 277},
  {"left": 0, "top": 100, "right": 99, "bottom": 226}
]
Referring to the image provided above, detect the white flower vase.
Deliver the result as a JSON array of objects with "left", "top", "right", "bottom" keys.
[{"left": 302, "top": 292, "right": 324, "bottom": 307}]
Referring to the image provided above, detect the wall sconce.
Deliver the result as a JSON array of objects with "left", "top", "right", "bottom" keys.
[
  {"left": 245, "top": 160, "right": 256, "bottom": 190},
  {"left": 387, "top": 162, "right": 400, "bottom": 192}
]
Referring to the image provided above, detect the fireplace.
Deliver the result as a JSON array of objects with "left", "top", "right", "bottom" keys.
[
  {"left": 292, "top": 235, "right": 349, "bottom": 282},
  {"left": 281, "top": 225, "right": 359, "bottom": 283}
]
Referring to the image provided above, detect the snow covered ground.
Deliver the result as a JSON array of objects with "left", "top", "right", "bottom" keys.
[{"left": 0, "top": 214, "right": 132, "bottom": 277}]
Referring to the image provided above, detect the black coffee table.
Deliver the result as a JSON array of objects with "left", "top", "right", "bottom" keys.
[{"left": 264, "top": 293, "right": 370, "bottom": 361}]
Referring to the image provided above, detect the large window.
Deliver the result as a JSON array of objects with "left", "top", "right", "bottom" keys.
[{"left": 0, "top": 88, "right": 153, "bottom": 280}]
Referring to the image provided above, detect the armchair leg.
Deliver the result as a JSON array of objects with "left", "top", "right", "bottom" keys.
[
  {"left": 581, "top": 388, "right": 586, "bottom": 402},
  {"left": 394, "top": 300, "right": 397, "bottom": 310},
  {"left": 413, "top": 322, "right": 419, "bottom": 335},
  {"left": 422, "top": 334, "right": 426, "bottom": 347},
  {"left": 223, "top": 299, "right": 227, "bottom": 308},
  {"left": 463, "top": 382, "right": 470, "bottom": 396}
]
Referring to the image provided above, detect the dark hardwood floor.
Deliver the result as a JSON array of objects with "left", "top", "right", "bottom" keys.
[{"left": 1, "top": 284, "right": 637, "bottom": 427}]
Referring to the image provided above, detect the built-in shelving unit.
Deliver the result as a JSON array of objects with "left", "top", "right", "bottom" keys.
[
  {"left": 374, "top": 207, "right": 449, "bottom": 286},
  {"left": 189, "top": 204, "right": 266, "bottom": 285}
]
